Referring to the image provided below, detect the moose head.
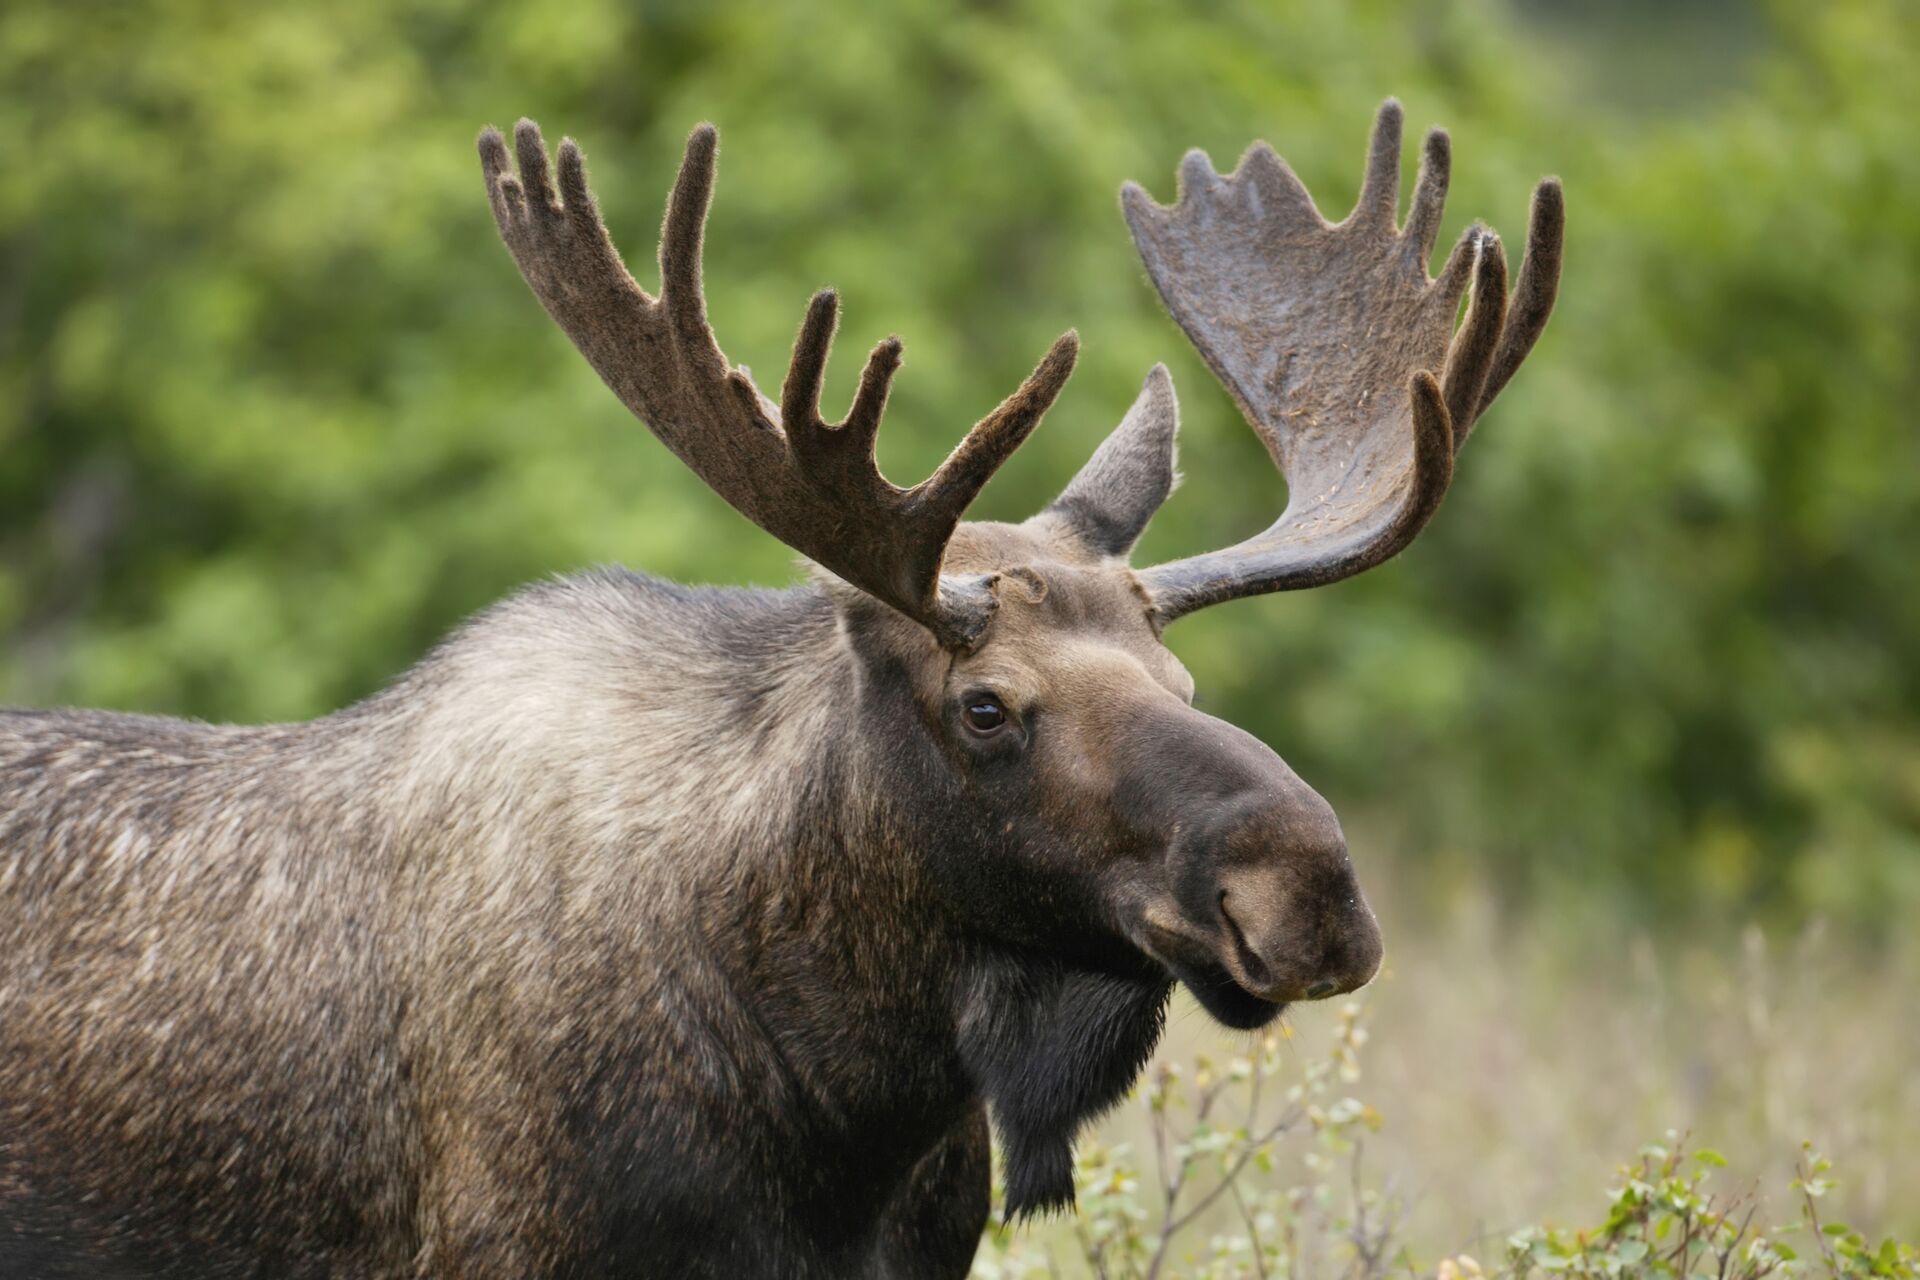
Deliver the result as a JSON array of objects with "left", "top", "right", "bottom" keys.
[{"left": 478, "top": 101, "right": 1561, "bottom": 1044}]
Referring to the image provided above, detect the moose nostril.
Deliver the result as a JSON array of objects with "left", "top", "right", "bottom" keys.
[
  {"left": 1306, "top": 978, "right": 1339, "bottom": 999},
  {"left": 1217, "top": 893, "right": 1274, "bottom": 990}
]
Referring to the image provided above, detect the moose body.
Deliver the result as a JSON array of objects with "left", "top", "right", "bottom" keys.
[
  {"left": 2, "top": 573, "right": 1077, "bottom": 1276},
  {"left": 1, "top": 103, "right": 1561, "bottom": 1277}
]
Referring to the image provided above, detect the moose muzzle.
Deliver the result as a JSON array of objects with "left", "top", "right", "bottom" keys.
[
  {"left": 1210, "top": 806, "right": 1383, "bottom": 1005},
  {"left": 1132, "top": 714, "right": 1384, "bottom": 1029}
]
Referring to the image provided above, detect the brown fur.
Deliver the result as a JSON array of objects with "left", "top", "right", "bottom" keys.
[{"left": 1, "top": 514, "right": 1379, "bottom": 1276}]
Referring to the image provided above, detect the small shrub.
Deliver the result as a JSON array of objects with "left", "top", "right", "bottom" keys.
[
  {"left": 974, "top": 1004, "right": 1916, "bottom": 1280},
  {"left": 1495, "top": 1140, "right": 1915, "bottom": 1280}
]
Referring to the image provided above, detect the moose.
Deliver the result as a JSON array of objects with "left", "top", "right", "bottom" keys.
[{"left": 0, "top": 101, "right": 1561, "bottom": 1277}]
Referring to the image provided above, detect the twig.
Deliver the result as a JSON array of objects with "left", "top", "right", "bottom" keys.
[
  {"left": 1798, "top": 1158, "right": 1839, "bottom": 1274},
  {"left": 1719, "top": 1199, "right": 1760, "bottom": 1280},
  {"left": 1145, "top": 1072, "right": 1234, "bottom": 1277},
  {"left": 1163, "top": 1103, "right": 1306, "bottom": 1239},
  {"left": 1230, "top": 1177, "right": 1271, "bottom": 1280}
]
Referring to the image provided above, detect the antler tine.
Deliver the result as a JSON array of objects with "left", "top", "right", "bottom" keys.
[
  {"left": 479, "top": 127, "right": 512, "bottom": 220},
  {"left": 514, "top": 120, "right": 560, "bottom": 216},
  {"left": 1402, "top": 369, "right": 1458, "bottom": 552},
  {"left": 778, "top": 289, "right": 904, "bottom": 503},
  {"left": 1125, "top": 100, "right": 1563, "bottom": 624},
  {"left": 554, "top": 137, "right": 593, "bottom": 217},
  {"left": 777, "top": 289, "right": 908, "bottom": 465},
  {"left": 1350, "top": 98, "right": 1404, "bottom": 230},
  {"left": 844, "top": 335, "right": 905, "bottom": 443},
  {"left": 1402, "top": 128, "right": 1452, "bottom": 269},
  {"left": 1477, "top": 177, "right": 1565, "bottom": 419},
  {"left": 482, "top": 120, "right": 1071, "bottom": 650},
  {"left": 1442, "top": 232, "right": 1510, "bottom": 433},
  {"left": 917, "top": 333, "right": 1080, "bottom": 524},
  {"left": 780, "top": 289, "right": 843, "bottom": 434},
  {"left": 659, "top": 124, "right": 725, "bottom": 371}
]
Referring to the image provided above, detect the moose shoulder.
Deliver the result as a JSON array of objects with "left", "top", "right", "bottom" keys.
[{"left": 0, "top": 102, "right": 1562, "bottom": 1278}]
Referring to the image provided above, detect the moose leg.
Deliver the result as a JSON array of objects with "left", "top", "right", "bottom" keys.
[{"left": 863, "top": 1106, "right": 993, "bottom": 1280}]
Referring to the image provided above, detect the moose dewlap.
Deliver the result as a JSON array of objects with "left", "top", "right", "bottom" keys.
[{"left": 0, "top": 100, "right": 1561, "bottom": 1278}]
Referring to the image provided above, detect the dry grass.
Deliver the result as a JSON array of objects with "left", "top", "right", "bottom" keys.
[{"left": 1345, "top": 889, "right": 1920, "bottom": 1256}]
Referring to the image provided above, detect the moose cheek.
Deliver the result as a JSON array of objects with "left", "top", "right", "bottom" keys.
[{"left": 956, "top": 724, "right": 1028, "bottom": 769}]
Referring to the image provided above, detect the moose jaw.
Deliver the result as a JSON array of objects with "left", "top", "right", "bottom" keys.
[{"left": 0, "top": 101, "right": 1561, "bottom": 1278}]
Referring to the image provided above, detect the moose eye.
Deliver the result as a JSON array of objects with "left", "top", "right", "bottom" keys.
[{"left": 961, "top": 697, "right": 1009, "bottom": 736}]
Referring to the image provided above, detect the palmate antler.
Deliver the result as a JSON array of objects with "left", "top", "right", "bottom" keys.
[
  {"left": 479, "top": 121, "right": 1078, "bottom": 650},
  {"left": 1125, "top": 100, "right": 1564, "bottom": 622},
  {"left": 482, "top": 102, "right": 1560, "bottom": 642}
]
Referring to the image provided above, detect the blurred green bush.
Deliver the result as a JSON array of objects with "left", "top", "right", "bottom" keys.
[{"left": 2, "top": 0, "right": 1915, "bottom": 926}]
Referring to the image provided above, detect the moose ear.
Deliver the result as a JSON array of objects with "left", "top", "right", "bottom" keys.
[{"left": 1039, "top": 365, "right": 1179, "bottom": 559}]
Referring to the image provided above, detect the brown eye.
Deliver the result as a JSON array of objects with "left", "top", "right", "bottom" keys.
[{"left": 962, "top": 697, "right": 1008, "bottom": 736}]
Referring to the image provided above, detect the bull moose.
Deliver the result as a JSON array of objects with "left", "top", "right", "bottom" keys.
[{"left": 0, "top": 100, "right": 1562, "bottom": 1277}]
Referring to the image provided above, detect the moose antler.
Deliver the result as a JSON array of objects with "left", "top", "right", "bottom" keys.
[
  {"left": 480, "top": 121, "right": 1078, "bottom": 649},
  {"left": 1125, "top": 100, "right": 1564, "bottom": 622}
]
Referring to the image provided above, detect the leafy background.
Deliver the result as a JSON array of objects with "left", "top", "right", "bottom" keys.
[{"left": 3, "top": 0, "right": 1916, "bottom": 1258}]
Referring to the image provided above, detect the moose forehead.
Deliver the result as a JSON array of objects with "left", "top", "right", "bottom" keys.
[{"left": 940, "top": 521, "right": 1196, "bottom": 709}]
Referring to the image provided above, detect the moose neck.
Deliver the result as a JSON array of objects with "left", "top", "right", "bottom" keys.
[
  {"left": 384, "top": 570, "right": 1172, "bottom": 1223},
  {"left": 649, "top": 603, "right": 1171, "bottom": 1220}
]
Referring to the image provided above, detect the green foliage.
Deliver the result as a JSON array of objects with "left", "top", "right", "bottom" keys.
[
  {"left": 1497, "top": 1140, "right": 1918, "bottom": 1280},
  {"left": 3, "top": 0, "right": 1916, "bottom": 922},
  {"left": 974, "top": 1005, "right": 1919, "bottom": 1279}
]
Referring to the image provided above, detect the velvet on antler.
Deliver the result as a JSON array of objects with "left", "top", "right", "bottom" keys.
[
  {"left": 1125, "top": 99, "right": 1564, "bottom": 623},
  {"left": 479, "top": 120, "right": 1078, "bottom": 650}
]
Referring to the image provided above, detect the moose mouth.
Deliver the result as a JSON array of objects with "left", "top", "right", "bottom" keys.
[
  {"left": 1138, "top": 919, "right": 1288, "bottom": 1031},
  {"left": 1166, "top": 956, "right": 1287, "bottom": 1030}
]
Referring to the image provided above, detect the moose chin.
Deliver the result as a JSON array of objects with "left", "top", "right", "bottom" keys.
[{"left": 0, "top": 100, "right": 1561, "bottom": 1278}]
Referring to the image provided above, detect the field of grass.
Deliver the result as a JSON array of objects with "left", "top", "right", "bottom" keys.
[{"left": 978, "top": 877, "right": 1920, "bottom": 1276}]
